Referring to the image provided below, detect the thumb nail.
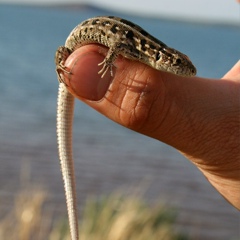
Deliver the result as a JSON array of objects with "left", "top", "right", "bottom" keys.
[{"left": 64, "top": 47, "right": 112, "bottom": 101}]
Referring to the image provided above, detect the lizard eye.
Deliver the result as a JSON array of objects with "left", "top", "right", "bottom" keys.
[{"left": 156, "top": 52, "right": 161, "bottom": 61}]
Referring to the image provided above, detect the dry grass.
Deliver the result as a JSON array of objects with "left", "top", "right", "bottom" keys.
[
  {"left": 77, "top": 193, "right": 188, "bottom": 240},
  {"left": 0, "top": 190, "right": 189, "bottom": 240},
  {"left": 0, "top": 189, "right": 52, "bottom": 240}
]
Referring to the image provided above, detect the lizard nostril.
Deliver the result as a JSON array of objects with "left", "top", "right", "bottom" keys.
[{"left": 176, "top": 58, "right": 182, "bottom": 64}]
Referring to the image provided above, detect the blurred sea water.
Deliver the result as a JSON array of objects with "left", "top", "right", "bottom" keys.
[{"left": 0, "top": 4, "right": 239, "bottom": 239}]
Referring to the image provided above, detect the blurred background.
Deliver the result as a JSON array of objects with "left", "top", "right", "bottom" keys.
[{"left": 0, "top": 0, "right": 239, "bottom": 239}]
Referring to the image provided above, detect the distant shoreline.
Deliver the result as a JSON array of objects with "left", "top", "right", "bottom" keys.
[{"left": 1, "top": 2, "right": 239, "bottom": 27}]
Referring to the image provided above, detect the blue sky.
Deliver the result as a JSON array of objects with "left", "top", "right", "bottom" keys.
[{"left": 1, "top": 0, "right": 239, "bottom": 24}]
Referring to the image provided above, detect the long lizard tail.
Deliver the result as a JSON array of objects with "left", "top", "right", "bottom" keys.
[{"left": 57, "top": 83, "right": 79, "bottom": 240}]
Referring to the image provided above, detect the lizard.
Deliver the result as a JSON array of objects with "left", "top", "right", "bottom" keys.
[{"left": 55, "top": 16, "right": 197, "bottom": 240}]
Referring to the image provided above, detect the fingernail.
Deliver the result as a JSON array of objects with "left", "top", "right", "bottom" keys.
[{"left": 64, "top": 48, "right": 112, "bottom": 101}]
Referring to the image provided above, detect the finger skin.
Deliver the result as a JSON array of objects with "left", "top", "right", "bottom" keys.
[{"left": 62, "top": 45, "right": 240, "bottom": 209}]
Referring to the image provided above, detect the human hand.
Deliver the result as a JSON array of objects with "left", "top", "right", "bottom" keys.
[{"left": 60, "top": 45, "right": 240, "bottom": 210}]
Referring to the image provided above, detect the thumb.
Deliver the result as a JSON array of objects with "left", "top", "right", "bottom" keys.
[
  {"left": 61, "top": 44, "right": 215, "bottom": 154},
  {"left": 61, "top": 47, "right": 240, "bottom": 210},
  {"left": 61, "top": 45, "right": 172, "bottom": 138}
]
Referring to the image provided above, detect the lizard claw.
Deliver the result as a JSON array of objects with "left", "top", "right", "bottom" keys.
[{"left": 98, "top": 58, "right": 114, "bottom": 78}]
